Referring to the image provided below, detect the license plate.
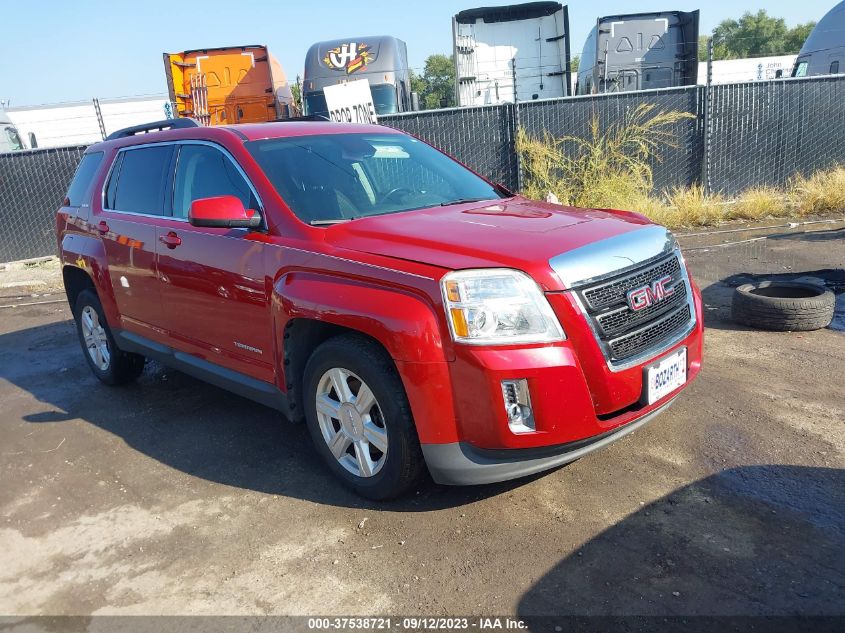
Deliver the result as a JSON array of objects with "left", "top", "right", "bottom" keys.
[{"left": 645, "top": 347, "right": 687, "bottom": 404}]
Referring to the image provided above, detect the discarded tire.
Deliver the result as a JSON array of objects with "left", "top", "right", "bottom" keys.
[{"left": 731, "top": 281, "right": 835, "bottom": 331}]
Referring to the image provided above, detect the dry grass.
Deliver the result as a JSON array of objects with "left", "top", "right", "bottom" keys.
[
  {"left": 516, "top": 108, "right": 845, "bottom": 229},
  {"left": 516, "top": 104, "right": 695, "bottom": 209},
  {"left": 790, "top": 166, "right": 845, "bottom": 216},
  {"left": 729, "top": 187, "right": 789, "bottom": 221},
  {"left": 665, "top": 185, "right": 726, "bottom": 227}
]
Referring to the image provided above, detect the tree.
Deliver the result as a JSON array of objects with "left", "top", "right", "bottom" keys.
[
  {"left": 290, "top": 80, "right": 302, "bottom": 114},
  {"left": 698, "top": 35, "right": 710, "bottom": 62},
  {"left": 409, "top": 69, "right": 426, "bottom": 102},
  {"left": 784, "top": 22, "right": 816, "bottom": 53},
  {"left": 412, "top": 54, "right": 456, "bottom": 109},
  {"left": 570, "top": 55, "right": 580, "bottom": 73},
  {"left": 708, "top": 10, "right": 815, "bottom": 60}
]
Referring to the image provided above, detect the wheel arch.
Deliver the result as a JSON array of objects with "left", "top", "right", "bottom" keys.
[
  {"left": 60, "top": 232, "right": 118, "bottom": 325},
  {"left": 62, "top": 265, "right": 96, "bottom": 314},
  {"left": 283, "top": 318, "right": 418, "bottom": 424},
  {"left": 273, "top": 272, "right": 451, "bottom": 424}
]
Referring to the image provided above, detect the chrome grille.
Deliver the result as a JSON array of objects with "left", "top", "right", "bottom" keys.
[
  {"left": 608, "top": 305, "right": 692, "bottom": 360},
  {"left": 582, "top": 256, "right": 681, "bottom": 311},
  {"left": 575, "top": 252, "right": 694, "bottom": 365},
  {"left": 596, "top": 281, "right": 687, "bottom": 338}
]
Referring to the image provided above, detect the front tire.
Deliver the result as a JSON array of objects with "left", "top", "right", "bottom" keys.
[
  {"left": 303, "top": 334, "right": 425, "bottom": 500},
  {"left": 74, "top": 289, "right": 145, "bottom": 385}
]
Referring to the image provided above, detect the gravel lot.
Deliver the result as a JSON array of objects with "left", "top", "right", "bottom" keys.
[{"left": 1, "top": 221, "right": 843, "bottom": 618}]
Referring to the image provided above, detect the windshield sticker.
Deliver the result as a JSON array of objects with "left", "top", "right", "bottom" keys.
[
  {"left": 323, "top": 42, "right": 374, "bottom": 74},
  {"left": 372, "top": 145, "right": 410, "bottom": 159}
]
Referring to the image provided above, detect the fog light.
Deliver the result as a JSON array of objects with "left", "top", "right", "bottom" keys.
[{"left": 501, "top": 379, "right": 535, "bottom": 434}]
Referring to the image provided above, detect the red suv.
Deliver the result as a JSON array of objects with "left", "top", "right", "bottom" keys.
[{"left": 58, "top": 118, "right": 703, "bottom": 499}]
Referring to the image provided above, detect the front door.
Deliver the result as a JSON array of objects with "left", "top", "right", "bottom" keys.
[{"left": 156, "top": 141, "right": 274, "bottom": 383}]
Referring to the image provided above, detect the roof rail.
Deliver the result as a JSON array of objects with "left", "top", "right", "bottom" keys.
[
  {"left": 105, "top": 118, "right": 199, "bottom": 141},
  {"left": 271, "top": 114, "right": 332, "bottom": 122}
]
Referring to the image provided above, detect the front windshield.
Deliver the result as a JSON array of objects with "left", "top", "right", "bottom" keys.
[
  {"left": 304, "top": 84, "right": 398, "bottom": 116},
  {"left": 4, "top": 126, "right": 23, "bottom": 151},
  {"left": 369, "top": 84, "right": 399, "bottom": 115},
  {"left": 303, "top": 92, "right": 328, "bottom": 117},
  {"left": 246, "top": 133, "right": 506, "bottom": 225}
]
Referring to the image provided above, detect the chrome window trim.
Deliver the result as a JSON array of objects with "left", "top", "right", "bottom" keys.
[{"left": 100, "top": 139, "right": 266, "bottom": 230}]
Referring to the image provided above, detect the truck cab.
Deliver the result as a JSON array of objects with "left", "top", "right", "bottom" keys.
[
  {"left": 164, "top": 45, "right": 296, "bottom": 125},
  {"left": 792, "top": 1, "right": 845, "bottom": 78},
  {"left": 303, "top": 36, "right": 413, "bottom": 117},
  {"left": 0, "top": 107, "right": 25, "bottom": 152},
  {"left": 453, "top": 2, "right": 573, "bottom": 106},
  {"left": 577, "top": 10, "right": 699, "bottom": 94}
]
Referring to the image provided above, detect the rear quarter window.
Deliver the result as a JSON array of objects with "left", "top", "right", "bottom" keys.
[{"left": 65, "top": 152, "right": 104, "bottom": 206}]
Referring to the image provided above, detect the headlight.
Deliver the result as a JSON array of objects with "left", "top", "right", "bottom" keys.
[{"left": 441, "top": 269, "right": 565, "bottom": 345}]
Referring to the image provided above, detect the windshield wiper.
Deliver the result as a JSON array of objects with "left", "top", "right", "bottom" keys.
[
  {"left": 439, "top": 197, "right": 489, "bottom": 207},
  {"left": 310, "top": 218, "right": 354, "bottom": 226}
]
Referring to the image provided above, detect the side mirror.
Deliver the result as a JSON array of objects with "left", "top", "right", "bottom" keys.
[{"left": 188, "top": 195, "right": 261, "bottom": 229}]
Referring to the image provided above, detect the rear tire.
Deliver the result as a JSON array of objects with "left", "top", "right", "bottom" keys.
[
  {"left": 302, "top": 334, "right": 425, "bottom": 500},
  {"left": 731, "top": 281, "right": 835, "bottom": 331},
  {"left": 74, "top": 289, "right": 145, "bottom": 385}
]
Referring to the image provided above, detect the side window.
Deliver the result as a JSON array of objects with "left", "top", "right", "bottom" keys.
[
  {"left": 793, "top": 61, "right": 809, "bottom": 77},
  {"left": 831, "top": 60, "right": 840, "bottom": 75},
  {"left": 4, "top": 127, "right": 23, "bottom": 151},
  {"left": 107, "top": 146, "right": 173, "bottom": 215},
  {"left": 65, "top": 152, "right": 104, "bottom": 206},
  {"left": 172, "top": 144, "right": 258, "bottom": 219},
  {"left": 104, "top": 153, "right": 123, "bottom": 210}
]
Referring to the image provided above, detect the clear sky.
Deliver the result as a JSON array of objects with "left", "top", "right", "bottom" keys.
[{"left": 0, "top": 0, "right": 834, "bottom": 106}]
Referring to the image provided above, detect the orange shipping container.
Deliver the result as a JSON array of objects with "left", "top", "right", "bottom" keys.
[{"left": 163, "top": 45, "right": 295, "bottom": 125}]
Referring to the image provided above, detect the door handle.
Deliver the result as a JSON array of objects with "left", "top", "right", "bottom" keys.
[
  {"left": 159, "top": 231, "right": 182, "bottom": 249},
  {"left": 96, "top": 221, "right": 109, "bottom": 235}
]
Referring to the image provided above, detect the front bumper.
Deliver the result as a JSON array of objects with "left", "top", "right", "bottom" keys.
[{"left": 422, "top": 396, "right": 676, "bottom": 485}]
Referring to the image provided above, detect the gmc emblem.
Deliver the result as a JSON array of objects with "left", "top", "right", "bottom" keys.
[{"left": 627, "top": 276, "right": 675, "bottom": 311}]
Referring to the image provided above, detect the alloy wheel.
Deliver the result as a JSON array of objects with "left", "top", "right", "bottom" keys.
[
  {"left": 80, "top": 305, "right": 110, "bottom": 371},
  {"left": 315, "top": 367, "right": 388, "bottom": 477}
]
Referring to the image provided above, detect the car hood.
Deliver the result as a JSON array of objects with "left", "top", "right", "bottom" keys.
[{"left": 326, "top": 197, "right": 655, "bottom": 291}]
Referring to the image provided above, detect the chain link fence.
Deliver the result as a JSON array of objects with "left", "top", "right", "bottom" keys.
[
  {"left": 706, "top": 75, "right": 845, "bottom": 194},
  {"left": 382, "top": 104, "right": 520, "bottom": 191},
  {"left": 516, "top": 86, "right": 705, "bottom": 193},
  {"left": 383, "top": 74, "right": 845, "bottom": 198},
  {"left": 0, "top": 145, "right": 87, "bottom": 262},
  {"left": 1, "top": 75, "right": 844, "bottom": 262}
]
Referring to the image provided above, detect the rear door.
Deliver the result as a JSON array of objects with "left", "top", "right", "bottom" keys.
[
  {"left": 96, "top": 144, "right": 174, "bottom": 339},
  {"left": 155, "top": 141, "right": 273, "bottom": 383}
]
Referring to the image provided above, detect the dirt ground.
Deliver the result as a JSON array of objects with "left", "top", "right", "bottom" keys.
[{"left": 0, "top": 220, "right": 843, "bottom": 619}]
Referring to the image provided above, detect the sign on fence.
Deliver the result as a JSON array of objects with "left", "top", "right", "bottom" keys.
[{"left": 323, "top": 80, "right": 377, "bottom": 124}]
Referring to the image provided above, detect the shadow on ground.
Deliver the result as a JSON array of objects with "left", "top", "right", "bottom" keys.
[
  {"left": 0, "top": 320, "right": 532, "bottom": 512},
  {"left": 518, "top": 465, "right": 845, "bottom": 623},
  {"left": 767, "top": 227, "right": 845, "bottom": 243}
]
